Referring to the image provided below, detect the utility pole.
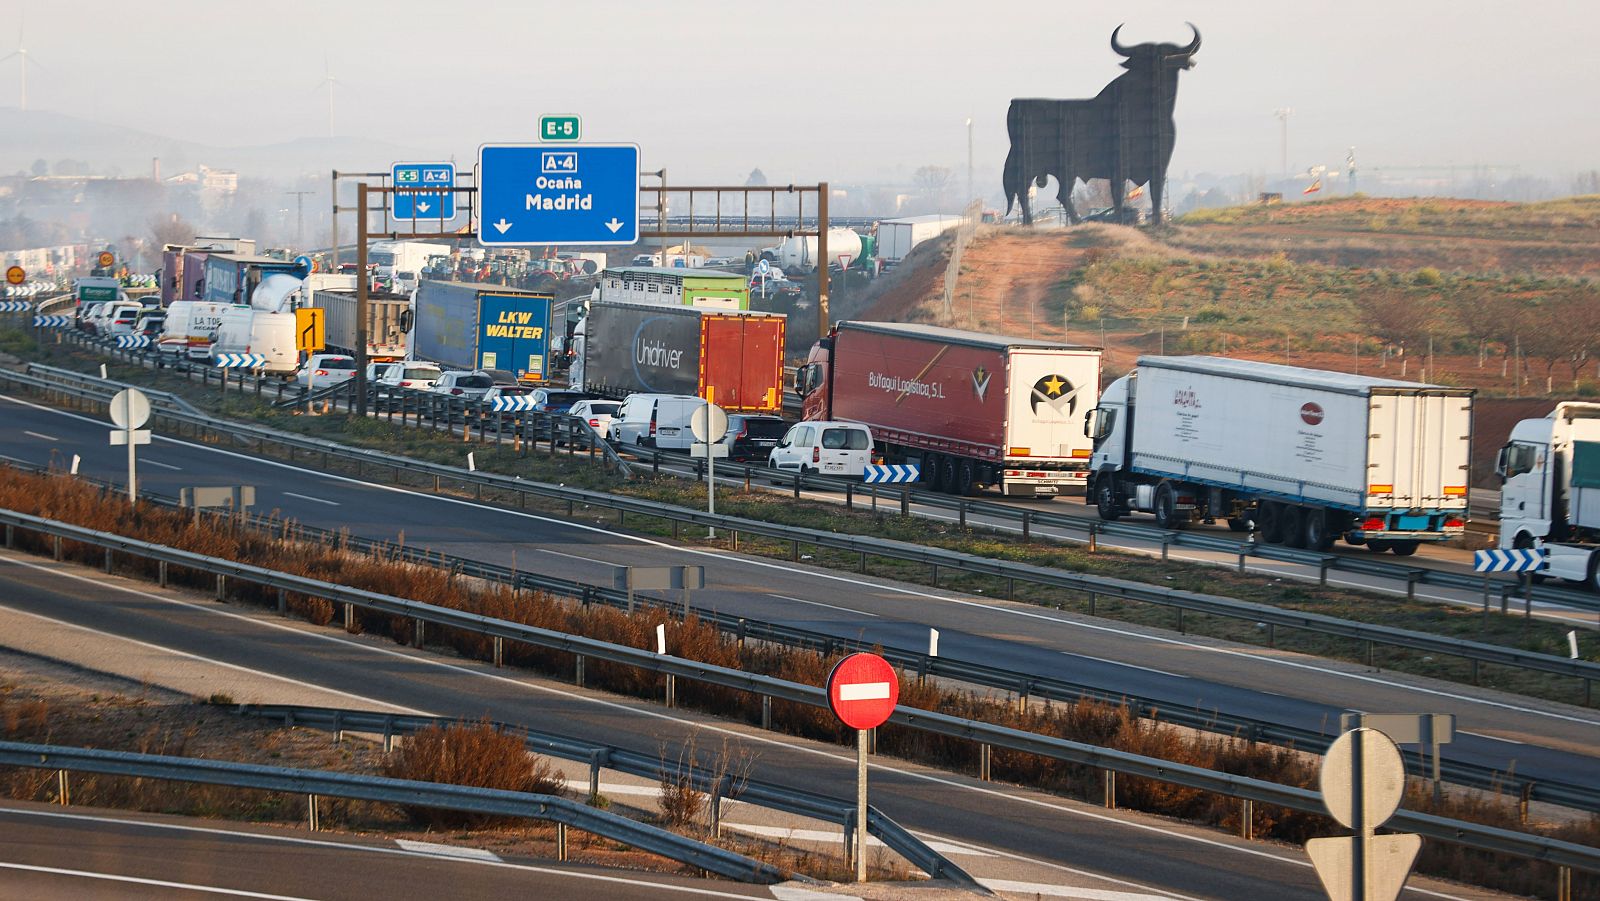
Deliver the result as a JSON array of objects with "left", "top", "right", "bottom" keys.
[
  {"left": 285, "top": 190, "right": 313, "bottom": 250},
  {"left": 966, "top": 117, "right": 974, "bottom": 204},
  {"left": 1347, "top": 146, "right": 1358, "bottom": 194},
  {"left": 1274, "top": 108, "right": 1294, "bottom": 179}
]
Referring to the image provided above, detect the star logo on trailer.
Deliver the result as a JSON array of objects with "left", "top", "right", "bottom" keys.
[
  {"left": 971, "top": 365, "right": 991, "bottom": 401},
  {"left": 1030, "top": 374, "right": 1081, "bottom": 418}
]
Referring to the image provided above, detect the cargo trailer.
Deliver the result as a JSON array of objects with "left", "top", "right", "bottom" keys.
[
  {"left": 413, "top": 280, "right": 553, "bottom": 381},
  {"left": 575, "top": 299, "right": 785, "bottom": 411}
]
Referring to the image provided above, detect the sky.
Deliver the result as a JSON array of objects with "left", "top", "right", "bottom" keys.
[{"left": 4, "top": 0, "right": 1597, "bottom": 186}]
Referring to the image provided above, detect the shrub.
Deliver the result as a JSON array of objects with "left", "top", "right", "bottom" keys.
[{"left": 382, "top": 720, "right": 563, "bottom": 828}]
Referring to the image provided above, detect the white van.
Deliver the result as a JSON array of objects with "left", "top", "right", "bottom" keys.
[
  {"left": 769, "top": 421, "right": 874, "bottom": 477},
  {"left": 607, "top": 394, "right": 705, "bottom": 449},
  {"left": 161, "top": 300, "right": 234, "bottom": 359},
  {"left": 211, "top": 307, "right": 298, "bottom": 374}
]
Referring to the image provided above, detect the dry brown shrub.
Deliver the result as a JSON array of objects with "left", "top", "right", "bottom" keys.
[{"left": 382, "top": 719, "right": 563, "bottom": 828}]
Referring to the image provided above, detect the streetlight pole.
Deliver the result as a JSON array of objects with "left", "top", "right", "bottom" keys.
[
  {"left": 285, "top": 190, "right": 313, "bottom": 250},
  {"left": 1274, "top": 108, "right": 1294, "bottom": 179},
  {"left": 966, "top": 117, "right": 974, "bottom": 204}
]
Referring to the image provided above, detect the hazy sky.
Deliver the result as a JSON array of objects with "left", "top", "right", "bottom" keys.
[{"left": 6, "top": 0, "right": 1597, "bottom": 184}]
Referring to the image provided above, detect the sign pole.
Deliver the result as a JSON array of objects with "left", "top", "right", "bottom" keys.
[
  {"left": 125, "top": 419, "right": 137, "bottom": 504},
  {"left": 855, "top": 727, "right": 868, "bottom": 883},
  {"left": 355, "top": 183, "right": 371, "bottom": 417}
]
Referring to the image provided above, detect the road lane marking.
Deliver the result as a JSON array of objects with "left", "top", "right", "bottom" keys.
[
  {"left": 728, "top": 823, "right": 989, "bottom": 858},
  {"left": 1066, "top": 653, "right": 1189, "bottom": 679},
  {"left": 22, "top": 430, "right": 58, "bottom": 441},
  {"left": 282, "top": 491, "right": 340, "bottom": 506},
  {"left": 538, "top": 548, "right": 620, "bottom": 565},
  {"left": 767, "top": 593, "right": 877, "bottom": 617},
  {"left": 0, "top": 807, "right": 766, "bottom": 899},
  {"left": 980, "top": 880, "right": 1183, "bottom": 900},
  {"left": 394, "top": 840, "right": 502, "bottom": 861},
  {"left": 1459, "top": 730, "right": 1526, "bottom": 745},
  {"left": 5, "top": 391, "right": 1594, "bottom": 732},
  {"left": 0, "top": 861, "right": 319, "bottom": 899},
  {"left": 143, "top": 459, "right": 182, "bottom": 470}
]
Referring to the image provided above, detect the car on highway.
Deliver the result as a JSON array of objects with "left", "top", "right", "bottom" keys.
[
  {"left": 133, "top": 311, "right": 165, "bottom": 340},
  {"left": 529, "top": 387, "right": 589, "bottom": 414},
  {"left": 482, "top": 384, "right": 534, "bottom": 408},
  {"left": 482, "top": 368, "right": 521, "bottom": 387},
  {"left": 568, "top": 399, "right": 621, "bottom": 438},
  {"left": 607, "top": 393, "right": 703, "bottom": 449},
  {"left": 376, "top": 361, "right": 443, "bottom": 395},
  {"left": 718, "top": 414, "right": 788, "bottom": 463},
  {"left": 74, "top": 302, "right": 103, "bottom": 332},
  {"left": 104, "top": 304, "right": 142, "bottom": 338},
  {"left": 769, "top": 421, "right": 873, "bottom": 477},
  {"left": 366, "top": 361, "right": 401, "bottom": 385},
  {"left": 429, "top": 370, "right": 495, "bottom": 402},
  {"left": 293, "top": 353, "right": 358, "bottom": 387}
]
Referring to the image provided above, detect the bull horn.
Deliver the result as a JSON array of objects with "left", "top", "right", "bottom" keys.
[
  {"left": 1110, "top": 24, "right": 1132, "bottom": 56},
  {"left": 1181, "top": 22, "right": 1200, "bottom": 54}
]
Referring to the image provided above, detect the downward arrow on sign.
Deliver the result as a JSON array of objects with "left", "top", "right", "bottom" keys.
[
  {"left": 417, "top": 202, "right": 431, "bottom": 214},
  {"left": 604, "top": 218, "right": 625, "bottom": 233},
  {"left": 493, "top": 219, "right": 513, "bottom": 234}
]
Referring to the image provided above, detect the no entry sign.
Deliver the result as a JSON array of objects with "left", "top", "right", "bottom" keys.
[{"left": 827, "top": 652, "right": 899, "bottom": 731}]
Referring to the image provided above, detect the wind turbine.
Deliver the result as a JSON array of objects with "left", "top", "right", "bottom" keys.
[{"left": 1, "top": 17, "right": 45, "bottom": 111}]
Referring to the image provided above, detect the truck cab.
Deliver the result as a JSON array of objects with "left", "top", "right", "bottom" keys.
[
  {"left": 1498, "top": 401, "right": 1600, "bottom": 588},
  {"left": 793, "top": 336, "right": 834, "bottom": 422}
]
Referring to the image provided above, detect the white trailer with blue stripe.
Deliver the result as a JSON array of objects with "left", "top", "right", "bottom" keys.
[{"left": 1085, "top": 356, "right": 1474, "bottom": 555}]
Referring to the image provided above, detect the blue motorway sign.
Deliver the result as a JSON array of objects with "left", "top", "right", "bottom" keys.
[
  {"left": 392, "top": 162, "right": 456, "bottom": 220},
  {"left": 477, "top": 144, "right": 639, "bottom": 246}
]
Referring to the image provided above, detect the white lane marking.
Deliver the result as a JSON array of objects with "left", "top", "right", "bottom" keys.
[
  {"left": 767, "top": 593, "right": 877, "bottom": 617},
  {"left": 0, "top": 550, "right": 1274, "bottom": 897},
  {"left": 143, "top": 459, "right": 182, "bottom": 470},
  {"left": 770, "top": 889, "right": 859, "bottom": 901},
  {"left": 0, "top": 557, "right": 424, "bottom": 715},
  {"left": 393, "top": 839, "right": 501, "bottom": 861},
  {"left": 837, "top": 682, "right": 892, "bottom": 701},
  {"left": 282, "top": 491, "right": 340, "bottom": 506},
  {"left": 1067, "top": 653, "right": 1190, "bottom": 680},
  {"left": 538, "top": 548, "right": 622, "bottom": 566},
  {"left": 0, "top": 860, "right": 318, "bottom": 899},
  {"left": 22, "top": 430, "right": 59, "bottom": 442},
  {"left": 980, "top": 880, "right": 1178, "bottom": 900},
  {"left": 560, "top": 780, "right": 685, "bottom": 800},
  {"left": 7, "top": 390, "right": 1594, "bottom": 732},
  {"left": 0, "top": 807, "right": 765, "bottom": 899},
  {"left": 1459, "top": 730, "right": 1526, "bottom": 745},
  {"left": 727, "top": 823, "right": 989, "bottom": 858}
]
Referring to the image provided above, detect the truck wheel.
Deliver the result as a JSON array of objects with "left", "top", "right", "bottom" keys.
[
  {"left": 1366, "top": 540, "right": 1393, "bottom": 553},
  {"left": 1258, "top": 502, "right": 1286, "bottom": 544},
  {"left": 940, "top": 457, "right": 959, "bottom": 495},
  {"left": 1389, "top": 540, "right": 1420, "bottom": 557},
  {"left": 1226, "top": 517, "right": 1251, "bottom": 532},
  {"left": 1095, "top": 481, "right": 1123, "bottom": 521},
  {"left": 956, "top": 460, "right": 977, "bottom": 497},
  {"left": 1585, "top": 555, "right": 1600, "bottom": 594},
  {"left": 923, "top": 454, "right": 944, "bottom": 491},
  {"left": 1303, "top": 508, "right": 1334, "bottom": 551},
  {"left": 1153, "top": 483, "right": 1184, "bottom": 530},
  {"left": 1281, "top": 506, "right": 1307, "bottom": 548}
]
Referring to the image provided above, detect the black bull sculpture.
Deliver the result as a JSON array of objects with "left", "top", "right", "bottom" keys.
[{"left": 1004, "top": 24, "right": 1199, "bottom": 226}]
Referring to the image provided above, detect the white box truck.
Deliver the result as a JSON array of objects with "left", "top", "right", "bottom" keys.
[
  {"left": 1085, "top": 356, "right": 1474, "bottom": 553},
  {"left": 368, "top": 241, "right": 449, "bottom": 287},
  {"left": 877, "top": 215, "right": 964, "bottom": 263},
  {"left": 1496, "top": 402, "right": 1600, "bottom": 590}
]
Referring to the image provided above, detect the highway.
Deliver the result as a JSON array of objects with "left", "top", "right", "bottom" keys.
[
  {"left": 0, "top": 551, "right": 1510, "bottom": 901},
  {"left": 2, "top": 391, "right": 1592, "bottom": 786},
  {"left": 0, "top": 802, "right": 781, "bottom": 900}
]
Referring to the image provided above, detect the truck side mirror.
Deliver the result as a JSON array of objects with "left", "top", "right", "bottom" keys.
[{"left": 1494, "top": 446, "right": 1509, "bottom": 478}]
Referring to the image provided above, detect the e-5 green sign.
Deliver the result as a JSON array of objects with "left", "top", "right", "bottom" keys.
[{"left": 539, "top": 115, "right": 581, "bottom": 142}]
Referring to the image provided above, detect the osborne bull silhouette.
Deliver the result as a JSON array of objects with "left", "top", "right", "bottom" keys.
[{"left": 1003, "top": 24, "right": 1199, "bottom": 226}]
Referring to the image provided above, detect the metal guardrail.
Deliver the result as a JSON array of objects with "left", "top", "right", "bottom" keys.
[
  {"left": 1, "top": 508, "right": 1596, "bottom": 883},
  {"left": 234, "top": 704, "right": 983, "bottom": 890},
  {"left": 38, "top": 330, "right": 1600, "bottom": 613},
  {"left": 1, "top": 363, "right": 1595, "bottom": 703},
  {"left": 0, "top": 740, "right": 789, "bottom": 883},
  {"left": 1, "top": 449, "right": 1589, "bottom": 816}
]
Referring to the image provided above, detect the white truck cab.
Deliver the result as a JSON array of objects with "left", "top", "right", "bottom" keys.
[{"left": 1497, "top": 401, "right": 1600, "bottom": 589}]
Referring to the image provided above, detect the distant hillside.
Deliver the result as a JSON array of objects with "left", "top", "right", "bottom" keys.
[{"left": 0, "top": 108, "right": 420, "bottom": 179}]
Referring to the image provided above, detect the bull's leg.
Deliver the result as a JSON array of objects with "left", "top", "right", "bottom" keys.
[
  {"left": 1149, "top": 176, "right": 1165, "bottom": 226},
  {"left": 1002, "top": 147, "right": 1024, "bottom": 222},
  {"left": 1110, "top": 176, "right": 1127, "bottom": 222},
  {"left": 1059, "top": 176, "right": 1081, "bottom": 225}
]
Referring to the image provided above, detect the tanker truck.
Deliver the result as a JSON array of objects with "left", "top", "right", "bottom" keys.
[
  {"left": 1496, "top": 401, "right": 1600, "bottom": 590},
  {"left": 1085, "top": 356, "right": 1474, "bottom": 553},
  {"left": 766, "top": 228, "right": 864, "bottom": 273}
]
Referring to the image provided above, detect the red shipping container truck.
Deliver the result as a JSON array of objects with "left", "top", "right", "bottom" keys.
[{"left": 795, "top": 321, "right": 1102, "bottom": 497}]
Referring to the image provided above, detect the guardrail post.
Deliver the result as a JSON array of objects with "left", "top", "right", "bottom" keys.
[
  {"left": 979, "top": 743, "right": 991, "bottom": 781},
  {"left": 1177, "top": 608, "right": 1185, "bottom": 634},
  {"left": 493, "top": 636, "right": 503, "bottom": 668},
  {"left": 307, "top": 794, "right": 319, "bottom": 831},
  {"left": 1407, "top": 570, "right": 1420, "bottom": 600},
  {"left": 665, "top": 673, "right": 676, "bottom": 708},
  {"left": 792, "top": 471, "right": 801, "bottom": 499},
  {"left": 343, "top": 603, "right": 353, "bottom": 631},
  {"left": 556, "top": 823, "right": 569, "bottom": 861},
  {"left": 575, "top": 655, "right": 585, "bottom": 687},
  {"left": 761, "top": 695, "right": 772, "bottom": 731},
  {"left": 845, "top": 482, "right": 854, "bottom": 510},
  {"left": 710, "top": 774, "right": 732, "bottom": 837},
  {"left": 215, "top": 574, "right": 225, "bottom": 601},
  {"left": 1103, "top": 770, "right": 1116, "bottom": 809},
  {"left": 4, "top": 524, "right": 10, "bottom": 548},
  {"left": 413, "top": 618, "right": 424, "bottom": 648},
  {"left": 1087, "top": 522, "right": 1096, "bottom": 553},
  {"left": 159, "top": 561, "right": 168, "bottom": 588},
  {"left": 1558, "top": 865, "right": 1572, "bottom": 901},
  {"left": 1366, "top": 639, "right": 1375, "bottom": 668},
  {"left": 900, "top": 487, "right": 910, "bottom": 517},
  {"left": 52, "top": 535, "right": 61, "bottom": 561},
  {"left": 1267, "top": 622, "right": 1276, "bottom": 648},
  {"left": 958, "top": 501, "right": 967, "bottom": 530},
  {"left": 1241, "top": 799, "right": 1254, "bottom": 840},
  {"left": 1520, "top": 783, "right": 1532, "bottom": 825},
  {"left": 56, "top": 770, "right": 68, "bottom": 806},
  {"left": 790, "top": 540, "right": 799, "bottom": 562},
  {"left": 930, "top": 564, "right": 938, "bottom": 588},
  {"left": 1319, "top": 558, "right": 1332, "bottom": 586},
  {"left": 1088, "top": 592, "right": 1097, "bottom": 616},
  {"left": 103, "top": 547, "right": 112, "bottom": 573},
  {"left": 588, "top": 751, "right": 603, "bottom": 803},
  {"left": 1161, "top": 534, "right": 1170, "bottom": 561}
]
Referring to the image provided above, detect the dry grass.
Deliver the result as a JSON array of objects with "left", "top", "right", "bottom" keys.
[
  {"left": 1, "top": 466, "right": 1595, "bottom": 898},
  {"left": 382, "top": 720, "right": 565, "bottom": 828}
]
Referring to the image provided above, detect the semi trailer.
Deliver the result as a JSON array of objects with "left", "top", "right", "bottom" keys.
[
  {"left": 1085, "top": 356, "right": 1474, "bottom": 553},
  {"left": 575, "top": 299, "right": 785, "bottom": 411},
  {"left": 413, "top": 280, "right": 553, "bottom": 381}
]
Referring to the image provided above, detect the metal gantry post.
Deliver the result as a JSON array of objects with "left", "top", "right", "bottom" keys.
[{"left": 355, "top": 183, "right": 370, "bottom": 417}]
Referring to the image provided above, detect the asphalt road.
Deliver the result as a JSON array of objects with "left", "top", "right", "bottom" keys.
[
  {"left": 0, "top": 394, "right": 1594, "bottom": 800},
  {"left": 0, "top": 556, "right": 1507, "bottom": 901},
  {"left": 0, "top": 802, "right": 780, "bottom": 900}
]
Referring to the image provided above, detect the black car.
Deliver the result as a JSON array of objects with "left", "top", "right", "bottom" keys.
[{"left": 722, "top": 414, "right": 788, "bottom": 463}]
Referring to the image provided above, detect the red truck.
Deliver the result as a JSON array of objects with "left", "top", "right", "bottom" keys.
[{"left": 794, "top": 321, "right": 1102, "bottom": 497}]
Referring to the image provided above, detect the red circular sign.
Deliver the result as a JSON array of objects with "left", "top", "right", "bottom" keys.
[
  {"left": 826, "top": 652, "right": 899, "bottom": 731},
  {"left": 1300, "top": 402, "right": 1325, "bottom": 426},
  {"left": 98, "top": 251, "right": 115, "bottom": 268},
  {"left": 4, "top": 265, "right": 23, "bottom": 285}
]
